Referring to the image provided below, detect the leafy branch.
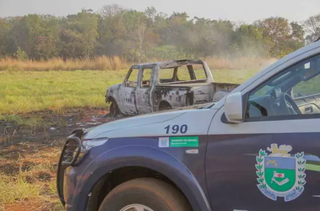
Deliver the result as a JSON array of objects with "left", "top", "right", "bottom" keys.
[{"left": 256, "top": 149, "right": 266, "bottom": 188}]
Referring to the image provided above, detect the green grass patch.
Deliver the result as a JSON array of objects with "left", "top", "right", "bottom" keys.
[
  {"left": 0, "top": 171, "right": 40, "bottom": 204},
  {"left": 0, "top": 114, "right": 45, "bottom": 128},
  {"left": 0, "top": 70, "right": 128, "bottom": 114},
  {"left": 0, "top": 69, "right": 259, "bottom": 114},
  {"left": 0, "top": 155, "right": 64, "bottom": 210},
  {"left": 212, "top": 69, "right": 259, "bottom": 84}
]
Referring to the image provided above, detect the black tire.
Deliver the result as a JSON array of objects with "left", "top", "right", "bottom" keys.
[
  {"left": 109, "top": 100, "right": 120, "bottom": 117},
  {"left": 98, "top": 178, "right": 192, "bottom": 211},
  {"left": 159, "top": 102, "right": 172, "bottom": 111}
]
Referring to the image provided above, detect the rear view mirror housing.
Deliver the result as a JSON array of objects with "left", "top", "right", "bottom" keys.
[{"left": 224, "top": 92, "right": 244, "bottom": 123}]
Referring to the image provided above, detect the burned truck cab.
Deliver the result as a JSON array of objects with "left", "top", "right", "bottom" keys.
[{"left": 105, "top": 59, "right": 238, "bottom": 116}]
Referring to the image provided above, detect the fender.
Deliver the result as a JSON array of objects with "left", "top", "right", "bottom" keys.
[{"left": 72, "top": 145, "right": 212, "bottom": 211}]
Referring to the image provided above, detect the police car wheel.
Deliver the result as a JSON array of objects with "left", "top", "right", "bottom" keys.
[
  {"left": 120, "top": 204, "right": 154, "bottom": 211},
  {"left": 98, "top": 178, "right": 191, "bottom": 211}
]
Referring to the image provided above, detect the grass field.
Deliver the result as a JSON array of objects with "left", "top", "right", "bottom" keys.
[
  {"left": 0, "top": 68, "right": 260, "bottom": 115},
  {"left": 0, "top": 147, "right": 64, "bottom": 211},
  {"left": 0, "top": 67, "right": 262, "bottom": 211},
  {"left": 0, "top": 70, "right": 127, "bottom": 114}
]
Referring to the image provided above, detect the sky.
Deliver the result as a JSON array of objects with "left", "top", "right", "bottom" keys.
[{"left": 0, "top": 0, "right": 319, "bottom": 23}]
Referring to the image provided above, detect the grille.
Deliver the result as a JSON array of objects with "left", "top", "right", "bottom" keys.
[{"left": 61, "top": 138, "right": 81, "bottom": 165}]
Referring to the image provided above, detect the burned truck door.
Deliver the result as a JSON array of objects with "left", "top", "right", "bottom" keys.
[
  {"left": 135, "top": 65, "right": 154, "bottom": 114},
  {"left": 119, "top": 67, "right": 139, "bottom": 114}
]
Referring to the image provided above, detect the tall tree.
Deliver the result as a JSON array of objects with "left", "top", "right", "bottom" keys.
[
  {"left": 60, "top": 10, "right": 99, "bottom": 59},
  {"left": 0, "top": 18, "right": 9, "bottom": 57},
  {"left": 0, "top": 6, "right": 315, "bottom": 61},
  {"left": 304, "top": 13, "right": 320, "bottom": 44},
  {"left": 255, "top": 17, "right": 304, "bottom": 58},
  {"left": 232, "top": 24, "right": 267, "bottom": 57},
  {"left": 34, "top": 15, "right": 60, "bottom": 60}
]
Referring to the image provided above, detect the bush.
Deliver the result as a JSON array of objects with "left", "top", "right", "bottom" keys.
[{"left": 14, "top": 47, "right": 29, "bottom": 61}]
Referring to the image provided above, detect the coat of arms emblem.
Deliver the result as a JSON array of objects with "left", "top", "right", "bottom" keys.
[{"left": 256, "top": 144, "right": 306, "bottom": 202}]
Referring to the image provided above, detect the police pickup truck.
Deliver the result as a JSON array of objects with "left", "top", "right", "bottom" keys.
[{"left": 58, "top": 40, "right": 320, "bottom": 211}]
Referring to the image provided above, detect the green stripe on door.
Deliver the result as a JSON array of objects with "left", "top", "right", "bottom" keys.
[
  {"left": 169, "top": 137, "right": 199, "bottom": 147},
  {"left": 306, "top": 163, "right": 320, "bottom": 172}
]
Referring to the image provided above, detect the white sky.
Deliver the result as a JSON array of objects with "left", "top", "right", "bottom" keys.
[{"left": 0, "top": 0, "right": 319, "bottom": 23}]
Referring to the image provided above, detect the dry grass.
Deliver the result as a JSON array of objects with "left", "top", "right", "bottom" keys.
[
  {"left": 0, "top": 172, "right": 40, "bottom": 204},
  {"left": 0, "top": 56, "right": 276, "bottom": 72},
  {"left": 0, "top": 56, "right": 129, "bottom": 71},
  {"left": 0, "top": 147, "right": 64, "bottom": 211},
  {"left": 206, "top": 57, "right": 277, "bottom": 70}
]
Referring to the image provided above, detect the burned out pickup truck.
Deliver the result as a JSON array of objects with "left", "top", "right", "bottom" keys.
[{"left": 105, "top": 59, "right": 238, "bottom": 115}]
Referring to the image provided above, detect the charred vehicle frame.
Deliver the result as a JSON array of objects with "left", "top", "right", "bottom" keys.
[{"left": 106, "top": 59, "right": 238, "bottom": 115}]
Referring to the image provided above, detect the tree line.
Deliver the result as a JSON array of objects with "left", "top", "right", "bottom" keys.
[{"left": 0, "top": 5, "right": 319, "bottom": 62}]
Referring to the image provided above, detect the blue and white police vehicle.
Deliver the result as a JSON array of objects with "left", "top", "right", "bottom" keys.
[{"left": 58, "top": 40, "right": 320, "bottom": 211}]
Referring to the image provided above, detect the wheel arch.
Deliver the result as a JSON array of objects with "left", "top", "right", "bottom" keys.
[
  {"left": 107, "top": 96, "right": 123, "bottom": 115},
  {"left": 106, "top": 96, "right": 116, "bottom": 103},
  {"left": 159, "top": 100, "right": 172, "bottom": 110},
  {"left": 86, "top": 166, "right": 190, "bottom": 211},
  {"left": 72, "top": 146, "right": 211, "bottom": 211}
]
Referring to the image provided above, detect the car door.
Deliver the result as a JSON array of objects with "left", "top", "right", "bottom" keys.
[
  {"left": 118, "top": 67, "right": 140, "bottom": 115},
  {"left": 206, "top": 54, "right": 320, "bottom": 211},
  {"left": 135, "top": 65, "right": 154, "bottom": 114}
]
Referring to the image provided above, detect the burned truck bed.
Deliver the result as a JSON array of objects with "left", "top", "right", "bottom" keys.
[
  {"left": 106, "top": 59, "right": 239, "bottom": 115},
  {"left": 153, "top": 82, "right": 239, "bottom": 109}
]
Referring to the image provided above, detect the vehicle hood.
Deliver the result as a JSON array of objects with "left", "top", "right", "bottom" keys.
[
  {"left": 83, "top": 105, "right": 217, "bottom": 139},
  {"left": 106, "top": 84, "right": 121, "bottom": 95},
  {"left": 84, "top": 111, "right": 185, "bottom": 139}
]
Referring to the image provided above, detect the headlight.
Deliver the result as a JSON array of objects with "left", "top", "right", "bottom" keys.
[
  {"left": 82, "top": 137, "right": 108, "bottom": 151},
  {"left": 75, "top": 138, "right": 108, "bottom": 164}
]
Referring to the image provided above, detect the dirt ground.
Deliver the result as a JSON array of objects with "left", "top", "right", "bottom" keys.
[{"left": 0, "top": 108, "right": 121, "bottom": 211}]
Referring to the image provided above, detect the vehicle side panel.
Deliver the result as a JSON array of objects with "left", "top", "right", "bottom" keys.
[
  {"left": 212, "top": 82, "right": 239, "bottom": 102},
  {"left": 153, "top": 86, "right": 190, "bottom": 110},
  {"left": 206, "top": 133, "right": 320, "bottom": 211},
  {"left": 119, "top": 86, "right": 138, "bottom": 114},
  {"left": 192, "top": 83, "right": 214, "bottom": 104},
  {"left": 65, "top": 136, "right": 211, "bottom": 211}
]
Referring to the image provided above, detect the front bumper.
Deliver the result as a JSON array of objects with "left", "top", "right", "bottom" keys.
[{"left": 57, "top": 130, "right": 83, "bottom": 206}]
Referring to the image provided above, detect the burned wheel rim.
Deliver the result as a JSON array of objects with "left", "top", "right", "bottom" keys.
[
  {"left": 109, "top": 101, "right": 118, "bottom": 116},
  {"left": 120, "top": 204, "right": 154, "bottom": 211}
]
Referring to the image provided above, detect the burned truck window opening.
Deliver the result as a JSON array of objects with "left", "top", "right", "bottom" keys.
[
  {"left": 176, "top": 66, "right": 192, "bottom": 81},
  {"left": 125, "top": 68, "right": 139, "bottom": 87},
  {"left": 159, "top": 68, "right": 175, "bottom": 83},
  {"left": 141, "top": 68, "right": 152, "bottom": 88},
  {"left": 159, "top": 64, "right": 208, "bottom": 84},
  {"left": 193, "top": 64, "right": 207, "bottom": 80}
]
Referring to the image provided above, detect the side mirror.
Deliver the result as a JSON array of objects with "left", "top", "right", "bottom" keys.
[{"left": 224, "top": 92, "right": 244, "bottom": 123}]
